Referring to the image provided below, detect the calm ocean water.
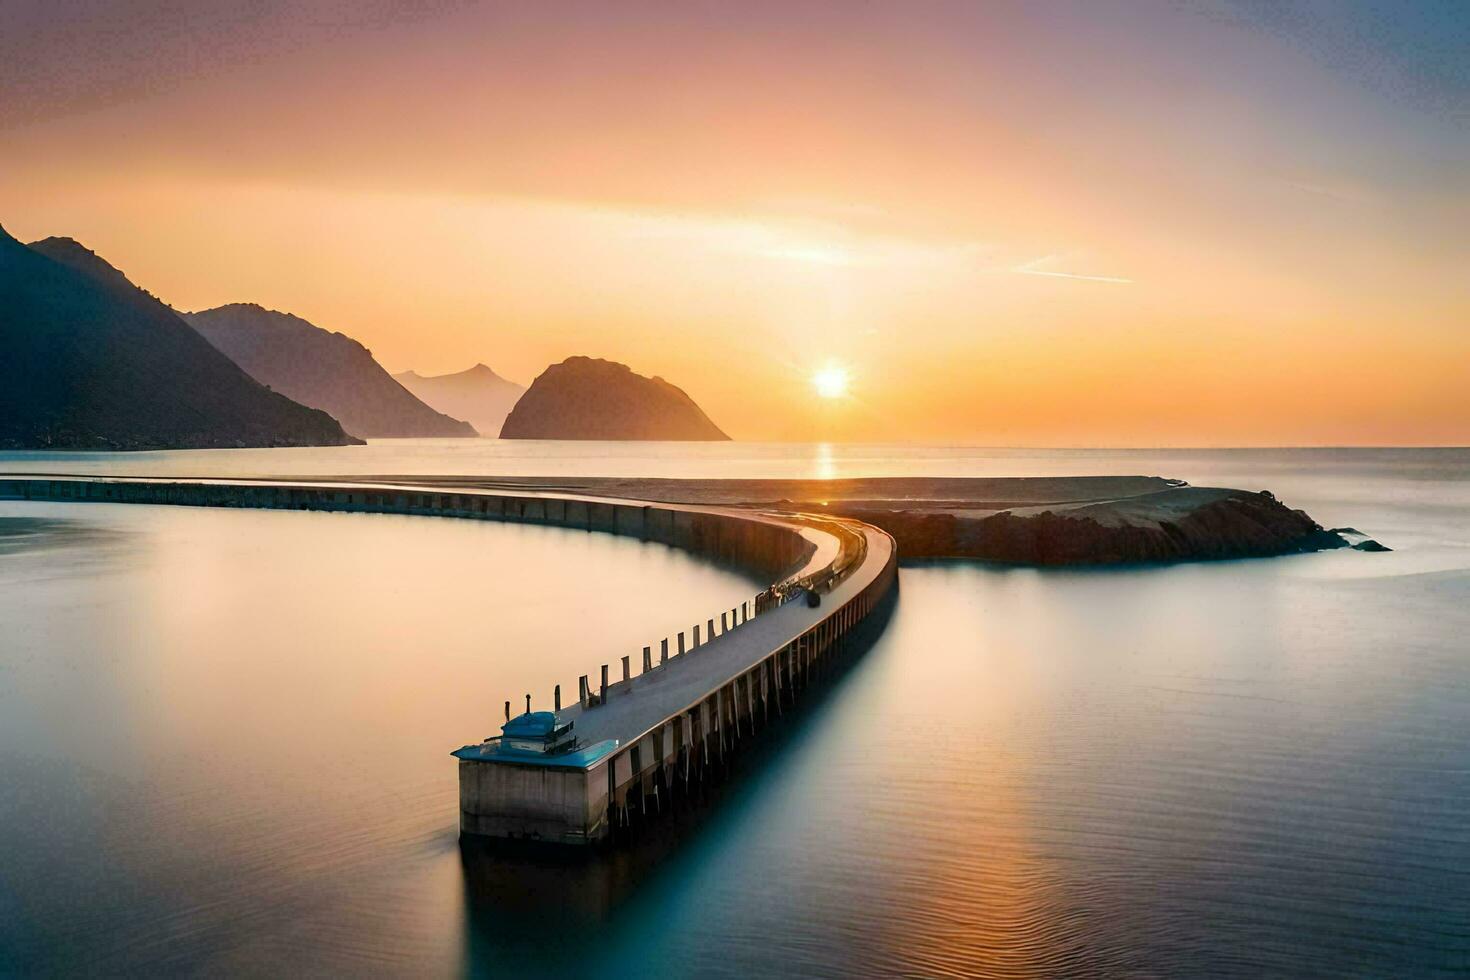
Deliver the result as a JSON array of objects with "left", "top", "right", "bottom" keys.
[{"left": 2, "top": 444, "right": 1467, "bottom": 977}]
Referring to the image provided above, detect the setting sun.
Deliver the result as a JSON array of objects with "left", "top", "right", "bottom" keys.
[{"left": 812, "top": 365, "right": 850, "bottom": 400}]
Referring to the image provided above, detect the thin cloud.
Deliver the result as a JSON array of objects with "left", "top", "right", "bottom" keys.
[
  {"left": 1017, "top": 268, "right": 1134, "bottom": 284},
  {"left": 1014, "top": 255, "right": 1134, "bottom": 284}
]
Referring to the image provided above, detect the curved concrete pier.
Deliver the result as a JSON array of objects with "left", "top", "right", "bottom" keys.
[
  {"left": 0, "top": 474, "right": 898, "bottom": 846},
  {"left": 457, "top": 516, "right": 894, "bottom": 844}
]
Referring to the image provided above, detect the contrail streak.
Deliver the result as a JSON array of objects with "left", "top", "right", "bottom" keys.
[{"left": 1016, "top": 268, "right": 1134, "bottom": 284}]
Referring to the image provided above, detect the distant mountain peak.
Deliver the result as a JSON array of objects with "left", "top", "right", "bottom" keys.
[
  {"left": 399, "top": 362, "right": 510, "bottom": 383},
  {"left": 394, "top": 362, "right": 525, "bottom": 438},
  {"left": 185, "top": 304, "right": 475, "bottom": 439},
  {"left": 27, "top": 236, "right": 135, "bottom": 290},
  {"left": 187, "top": 302, "right": 384, "bottom": 361}
]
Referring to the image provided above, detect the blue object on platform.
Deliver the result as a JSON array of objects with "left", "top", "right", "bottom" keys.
[
  {"left": 451, "top": 738, "right": 619, "bottom": 769},
  {"left": 450, "top": 710, "right": 617, "bottom": 769},
  {"left": 502, "top": 711, "right": 559, "bottom": 738}
]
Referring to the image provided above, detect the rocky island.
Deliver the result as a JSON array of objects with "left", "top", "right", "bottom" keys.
[{"left": 500, "top": 356, "right": 729, "bottom": 441}]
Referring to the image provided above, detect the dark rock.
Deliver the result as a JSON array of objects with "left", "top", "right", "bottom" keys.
[
  {"left": 500, "top": 356, "right": 728, "bottom": 441},
  {"left": 1328, "top": 526, "right": 1392, "bottom": 553},
  {"left": 846, "top": 489, "right": 1360, "bottom": 566}
]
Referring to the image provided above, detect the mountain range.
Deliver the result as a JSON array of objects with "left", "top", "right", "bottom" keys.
[
  {"left": 1, "top": 228, "right": 357, "bottom": 450},
  {"left": 4, "top": 222, "right": 731, "bottom": 448}
]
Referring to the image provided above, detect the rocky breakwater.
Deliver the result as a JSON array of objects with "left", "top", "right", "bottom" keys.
[
  {"left": 843, "top": 486, "right": 1385, "bottom": 565},
  {"left": 312, "top": 475, "right": 1388, "bottom": 568}
]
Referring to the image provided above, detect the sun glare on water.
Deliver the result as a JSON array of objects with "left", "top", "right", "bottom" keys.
[{"left": 812, "top": 365, "right": 850, "bottom": 400}]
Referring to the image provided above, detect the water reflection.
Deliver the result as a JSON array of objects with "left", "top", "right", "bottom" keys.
[
  {"left": 0, "top": 500, "right": 761, "bottom": 975},
  {"left": 812, "top": 441, "right": 838, "bottom": 482},
  {"left": 0, "top": 514, "right": 128, "bottom": 556},
  {"left": 3, "top": 449, "right": 1468, "bottom": 976},
  {"left": 457, "top": 597, "right": 896, "bottom": 976},
  {"left": 450, "top": 552, "right": 1470, "bottom": 977}
]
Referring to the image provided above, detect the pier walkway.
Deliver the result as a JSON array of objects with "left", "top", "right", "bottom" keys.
[{"left": 1, "top": 474, "right": 898, "bottom": 845}]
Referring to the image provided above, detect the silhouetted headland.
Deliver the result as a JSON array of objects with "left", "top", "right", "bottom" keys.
[{"left": 0, "top": 225, "right": 358, "bottom": 450}]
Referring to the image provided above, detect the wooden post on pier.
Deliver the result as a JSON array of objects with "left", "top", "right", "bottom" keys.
[
  {"left": 676, "top": 708, "right": 687, "bottom": 787},
  {"left": 732, "top": 677, "right": 743, "bottom": 737},
  {"left": 698, "top": 704, "right": 710, "bottom": 770},
  {"left": 693, "top": 625, "right": 701, "bottom": 648},
  {"left": 762, "top": 660, "right": 772, "bottom": 721},
  {"left": 678, "top": 633, "right": 686, "bottom": 656},
  {"left": 721, "top": 611, "right": 728, "bottom": 633},
  {"left": 622, "top": 655, "right": 630, "bottom": 682},
  {"left": 653, "top": 724, "right": 666, "bottom": 811},
  {"left": 579, "top": 675, "right": 590, "bottom": 708},
  {"left": 554, "top": 685, "right": 561, "bottom": 712},
  {"left": 630, "top": 744, "right": 644, "bottom": 817},
  {"left": 716, "top": 689, "right": 728, "bottom": 762},
  {"left": 661, "top": 638, "right": 670, "bottom": 664},
  {"left": 504, "top": 700, "right": 510, "bottom": 722},
  {"left": 643, "top": 646, "right": 653, "bottom": 673},
  {"left": 606, "top": 758, "right": 616, "bottom": 836},
  {"left": 708, "top": 617, "right": 716, "bottom": 639},
  {"left": 600, "top": 664, "right": 609, "bottom": 703}
]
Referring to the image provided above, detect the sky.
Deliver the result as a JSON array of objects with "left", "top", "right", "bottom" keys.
[{"left": 2, "top": 0, "right": 1466, "bottom": 445}]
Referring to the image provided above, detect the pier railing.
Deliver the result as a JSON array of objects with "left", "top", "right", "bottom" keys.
[
  {"left": 562, "top": 510, "right": 865, "bottom": 715},
  {"left": 583, "top": 519, "right": 897, "bottom": 844}
]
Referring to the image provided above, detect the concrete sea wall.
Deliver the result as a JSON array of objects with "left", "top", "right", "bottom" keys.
[{"left": 0, "top": 477, "right": 815, "bottom": 582}]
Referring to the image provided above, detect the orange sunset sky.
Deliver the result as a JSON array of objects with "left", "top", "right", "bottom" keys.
[{"left": 2, "top": 1, "right": 1466, "bottom": 445}]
